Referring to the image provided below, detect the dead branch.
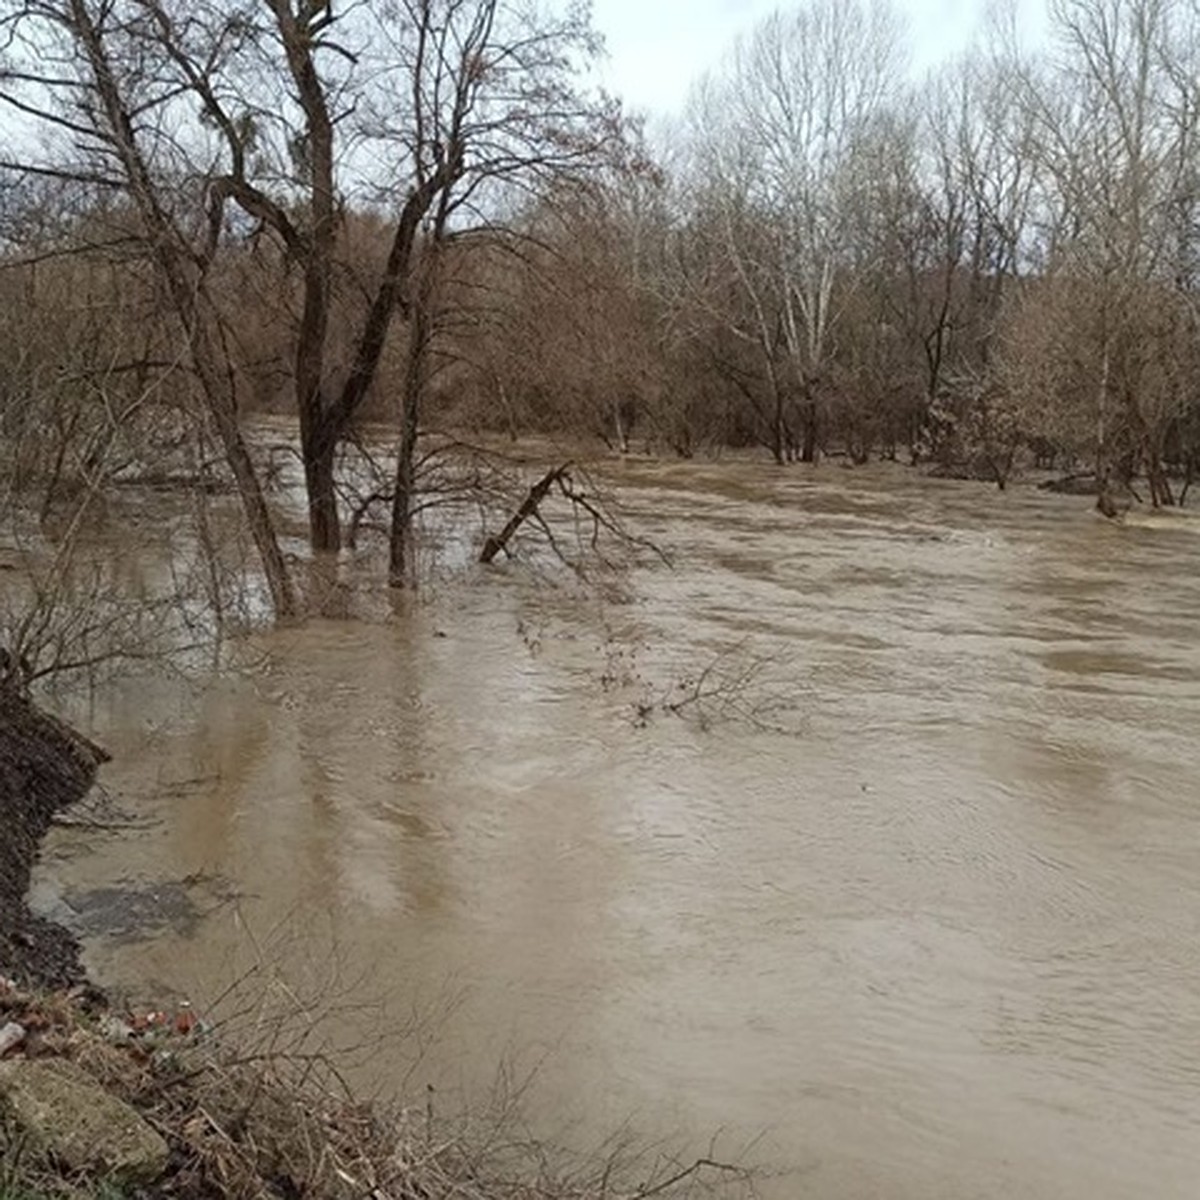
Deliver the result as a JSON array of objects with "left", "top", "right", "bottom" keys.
[
  {"left": 636, "top": 1155, "right": 749, "bottom": 1197},
  {"left": 633, "top": 642, "right": 803, "bottom": 733},
  {"left": 480, "top": 463, "right": 572, "bottom": 563}
]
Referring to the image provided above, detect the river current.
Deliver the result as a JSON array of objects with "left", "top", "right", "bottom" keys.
[{"left": 33, "top": 459, "right": 1200, "bottom": 1198}]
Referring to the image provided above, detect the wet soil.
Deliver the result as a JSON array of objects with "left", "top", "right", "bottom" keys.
[{"left": 0, "top": 687, "right": 107, "bottom": 988}]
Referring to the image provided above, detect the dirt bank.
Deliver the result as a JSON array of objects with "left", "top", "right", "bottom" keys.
[
  {"left": 0, "top": 686, "right": 108, "bottom": 988},
  {"left": 0, "top": 690, "right": 748, "bottom": 1200}
]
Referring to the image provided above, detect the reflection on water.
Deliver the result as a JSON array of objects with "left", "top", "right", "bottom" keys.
[{"left": 33, "top": 462, "right": 1200, "bottom": 1199}]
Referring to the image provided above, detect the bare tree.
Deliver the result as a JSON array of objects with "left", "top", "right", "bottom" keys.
[
  {"left": 0, "top": 232, "right": 254, "bottom": 687},
  {"left": 1, "top": 0, "right": 299, "bottom": 616},
  {"left": 1002, "top": 0, "right": 1200, "bottom": 506},
  {"left": 680, "top": 0, "right": 907, "bottom": 463},
  {"left": 902, "top": 49, "right": 1040, "bottom": 470},
  {"left": 1, "top": 0, "right": 619, "bottom": 600}
]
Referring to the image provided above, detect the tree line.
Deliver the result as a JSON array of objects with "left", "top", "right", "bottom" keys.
[{"left": 3, "top": 0, "right": 1199, "bottom": 626}]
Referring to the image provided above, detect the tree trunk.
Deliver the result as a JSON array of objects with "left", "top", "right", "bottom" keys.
[
  {"left": 389, "top": 291, "right": 433, "bottom": 588},
  {"left": 70, "top": 0, "right": 296, "bottom": 621},
  {"left": 305, "top": 450, "right": 341, "bottom": 552},
  {"left": 801, "top": 401, "right": 819, "bottom": 464},
  {"left": 300, "top": 413, "right": 341, "bottom": 553},
  {"left": 613, "top": 403, "right": 629, "bottom": 455},
  {"left": 200, "top": 350, "right": 298, "bottom": 620},
  {"left": 480, "top": 466, "right": 569, "bottom": 563},
  {"left": 771, "top": 422, "right": 786, "bottom": 465},
  {"left": 770, "top": 384, "right": 786, "bottom": 466},
  {"left": 1147, "top": 453, "right": 1175, "bottom": 507}
]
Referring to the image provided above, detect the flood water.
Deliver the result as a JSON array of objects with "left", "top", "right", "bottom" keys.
[{"left": 33, "top": 461, "right": 1200, "bottom": 1197}]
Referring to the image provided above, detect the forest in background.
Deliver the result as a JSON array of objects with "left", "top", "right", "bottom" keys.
[{"left": 3, "top": 0, "right": 1200, "bottom": 647}]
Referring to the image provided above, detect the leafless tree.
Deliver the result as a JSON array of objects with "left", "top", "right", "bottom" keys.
[
  {"left": 996, "top": 0, "right": 1200, "bottom": 505},
  {"left": 1, "top": 0, "right": 621, "bottom": 600},
  {"left": 680, "top": 0, "right": 907, "bottom": 463},
  {"left": 1, "top": 0, "right": 300, "bottom": 616}
]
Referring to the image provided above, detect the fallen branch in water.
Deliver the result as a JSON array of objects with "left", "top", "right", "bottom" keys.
[
  {"left": 636, "top": 1155, "right": 749, "bottom": 1197},
  {"left": 633, "top": 642, "right": 803, "bottom": 734},
  {"left": 480, "top": 464, "right": 571, "bottom": 563},
  {"left": 481, "top": 462, "right": 671, "bottom": 571}
]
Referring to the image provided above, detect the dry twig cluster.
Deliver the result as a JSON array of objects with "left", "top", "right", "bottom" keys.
[{"left": 0, "top": 977, "right": 756, "bottom": 1200}]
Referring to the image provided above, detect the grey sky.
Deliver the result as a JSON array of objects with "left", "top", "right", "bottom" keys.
[{"left": 589, "top": 0, "right": 1050, "bottom": 116}]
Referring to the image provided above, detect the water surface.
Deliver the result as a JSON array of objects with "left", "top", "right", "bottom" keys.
[{"left": 36, "top": 461, "right": 1200, "bottom": 1198}]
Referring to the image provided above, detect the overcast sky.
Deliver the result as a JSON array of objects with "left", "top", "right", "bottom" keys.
[{"left": 588, "top": 0, "right": 1050, "bottom": 117}]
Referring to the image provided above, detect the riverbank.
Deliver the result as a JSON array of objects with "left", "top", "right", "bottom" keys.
[
  {"left": 1, "top": 971, "right": 547, "bottom": 1200},
  {"left": 0, "top": 688, "right": 748, "bottom": 1200},
  {"left": 0, "top": 687, "right": 108, "bottom": 991}
]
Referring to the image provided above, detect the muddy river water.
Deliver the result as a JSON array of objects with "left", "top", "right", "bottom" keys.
[{"left": 33, "top": 461, "right": 1200, "bottom": 1197}]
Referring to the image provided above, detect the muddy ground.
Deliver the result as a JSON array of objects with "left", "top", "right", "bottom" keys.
[{"left": 0, "top": 687, "right": 107, "bottom": 989}]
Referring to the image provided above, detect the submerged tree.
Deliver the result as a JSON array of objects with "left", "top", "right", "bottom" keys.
[
  {"left": 1, "top": 0, "right": 620, "bottom": 602},
  {"left": 9, "top": 0, "right": 1200, "bottom": 545}
]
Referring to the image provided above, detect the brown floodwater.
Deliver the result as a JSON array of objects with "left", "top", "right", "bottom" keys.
[{"left": 31, "top": 460, "right": 1200, "bottom": 1198}]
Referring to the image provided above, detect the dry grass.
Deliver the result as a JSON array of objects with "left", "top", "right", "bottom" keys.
[{"left": 0, "top": 979, "right": 758, "bottom": 1200}]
